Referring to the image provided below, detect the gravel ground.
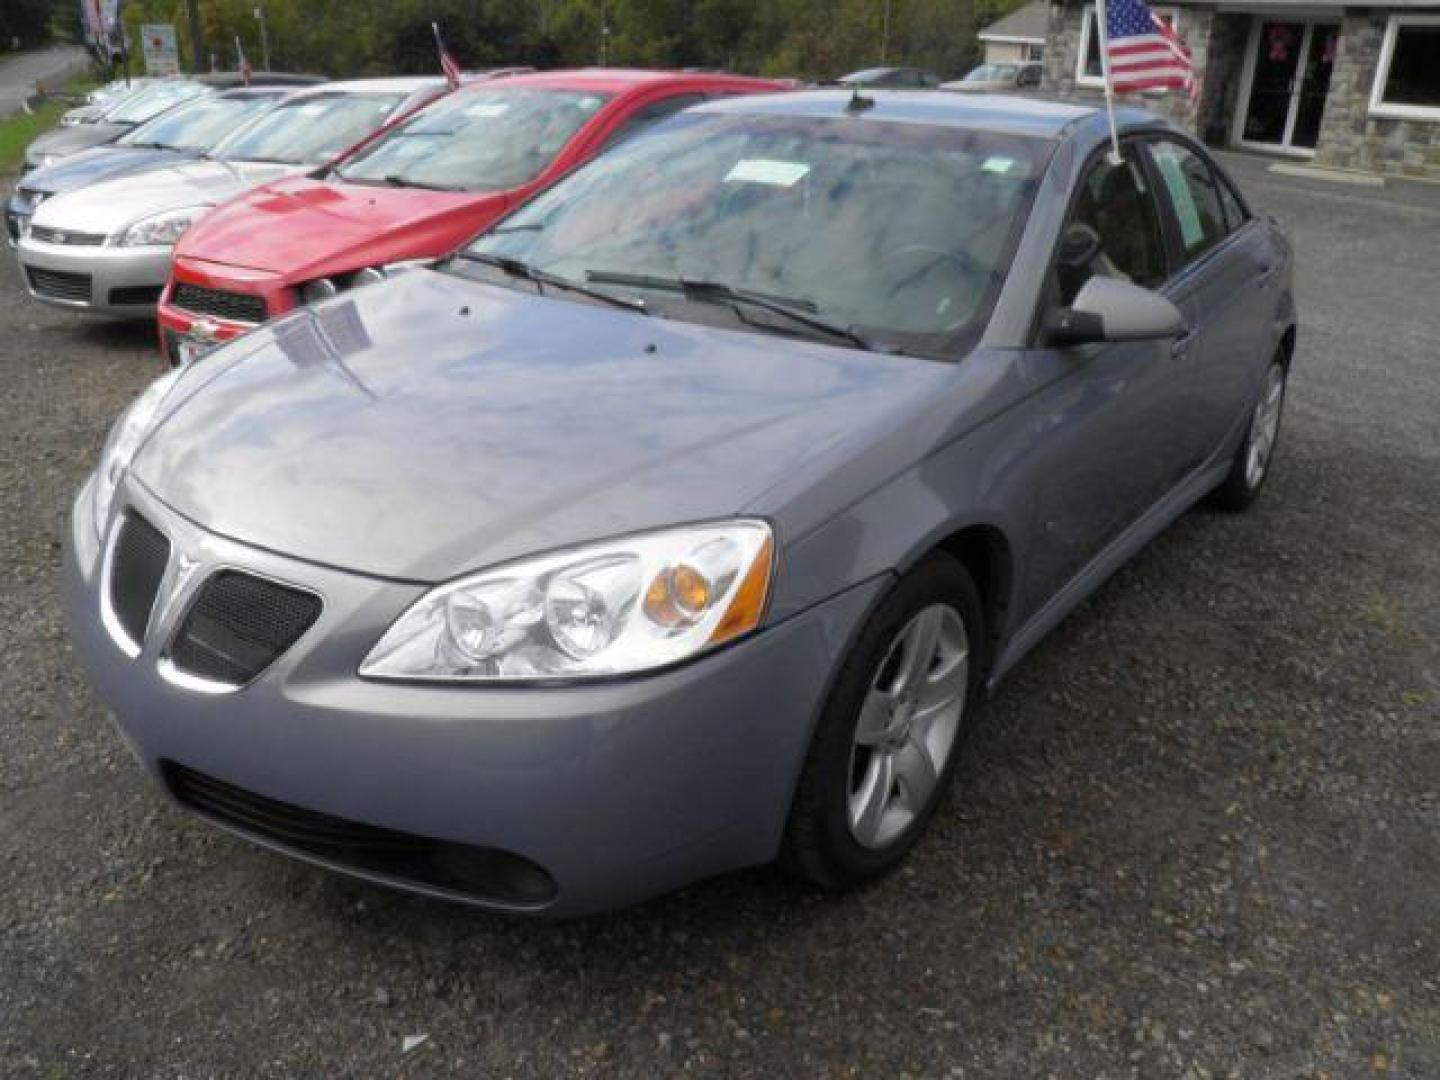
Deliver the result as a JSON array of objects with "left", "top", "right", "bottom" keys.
[{"left": 1, "top": 154, "right": 1437, "bottom": 1078}]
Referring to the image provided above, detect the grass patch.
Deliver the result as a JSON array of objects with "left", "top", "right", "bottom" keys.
[{"left": 0, "top": 77, "right": 99, "bottom": 177}]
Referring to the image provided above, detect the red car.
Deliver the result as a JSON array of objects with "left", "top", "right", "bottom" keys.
[{"left": 157, "top": 69, "right": 790, "bottom": 363}]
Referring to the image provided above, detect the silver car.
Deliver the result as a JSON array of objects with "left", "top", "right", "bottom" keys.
[
  {"left": 16, "top": 78, "right": 445, "bottom": 317},
  {"left": 942, "top": 62, "right": 1045, "bottom": 92},
  {"left": 64, "top": 92, "right": 1295, "bottom": 917}
]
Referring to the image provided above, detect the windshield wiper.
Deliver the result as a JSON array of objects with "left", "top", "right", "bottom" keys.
[
  {"left": 585, "top": 270, "right": 877, "bottom": 351},
  {"left": 456, "top": 252, "right": 649, "bottom": 315},
  {"left": 489, "top": 221, "right": 546, "bottom": 235},
  {"left": 380, "top": 174, "right": 463, "bottom": 191}
]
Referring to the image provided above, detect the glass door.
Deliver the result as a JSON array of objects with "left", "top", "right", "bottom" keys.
[
  {"left": 1292, "top": 25, "right": 1339, "bottom": 149},
  {"left": 1239, "top": 21, "right": 1338, "bottom": 153}
]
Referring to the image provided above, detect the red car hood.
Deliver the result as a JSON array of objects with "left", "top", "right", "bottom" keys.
[{"left": 174, "top": 176, "right": 511, "bottom": 280}]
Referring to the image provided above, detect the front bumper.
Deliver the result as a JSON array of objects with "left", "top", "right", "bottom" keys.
[
  {"left": 16, "top": 235, "right": 170, "bottom": 315},
  {"left": 157, "top": 256, "right": 296, "bottom": 364},
  {"left": 63, "top": 475, "right": 882, "bottom": 916}
]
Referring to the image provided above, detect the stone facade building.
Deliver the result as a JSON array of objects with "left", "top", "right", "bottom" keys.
[{"left": 1037, "top": 0, "right": 1440, "bottom": 179}]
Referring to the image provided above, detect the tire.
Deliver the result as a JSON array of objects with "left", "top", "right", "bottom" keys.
[
  {"left": 1209, "top": 355, "right": 1288, "bottom": 512},
  {"left": 781, "top": 553, "right": 986, "bottom": 890}
]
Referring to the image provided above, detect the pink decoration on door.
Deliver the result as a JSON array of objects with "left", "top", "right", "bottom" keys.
[{"left": 1267, "top": 24, "right": 1295, "bottom": 62}]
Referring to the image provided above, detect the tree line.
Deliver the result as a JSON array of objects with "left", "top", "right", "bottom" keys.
[{"left": 87, "top": 0, "right": 1020, "bottom": 83}]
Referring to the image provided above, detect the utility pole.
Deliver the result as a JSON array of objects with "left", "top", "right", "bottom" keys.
[
  {"left": 599, "top": 0, "right": 610, "bottom": 66},
  {"left": 253, "top": 6, "right": 271, "bottom": 71},
  {"left": 880, "top": 0, "right": 892, "bottom": 63},
  {"left": 184, "top": 0, "right": 203, "bottom": 74}
]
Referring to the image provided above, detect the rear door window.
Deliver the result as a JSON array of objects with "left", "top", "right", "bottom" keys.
[{"left": 1147, "top": 139, "right": 1230, "bottom": 263}]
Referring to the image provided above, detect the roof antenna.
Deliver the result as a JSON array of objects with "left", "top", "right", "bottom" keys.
[{"left": 845, "top": 88, "right": 875, "bottom": 114}]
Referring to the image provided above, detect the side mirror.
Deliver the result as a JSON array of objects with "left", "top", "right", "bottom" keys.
[{"left": 1043, "top": 276, "right": 1187, "bottom": 347}]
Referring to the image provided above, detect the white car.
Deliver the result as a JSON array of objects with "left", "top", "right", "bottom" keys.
[{"left": 16, "top": 78, "right": 445, "bottom": 318}]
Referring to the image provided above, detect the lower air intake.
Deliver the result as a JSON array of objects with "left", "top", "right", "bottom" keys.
[{"left": 161, "top": 762, "right": 558, "bottom": 907}]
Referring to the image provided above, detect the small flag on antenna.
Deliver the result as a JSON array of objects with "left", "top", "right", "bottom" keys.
[
  {"left": 235, "top": 36, "right": 252, "bottom": 85},
  {"left": 433, "top": 23, "right": 462, "bottom": 90}
]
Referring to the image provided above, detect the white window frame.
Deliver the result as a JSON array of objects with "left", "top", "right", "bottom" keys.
[
  {"left": 1076, "top": 3, "right": 1180, "bottom": 89},
  {"left": 1369, "top": 14, "right": 1440, "bottom": 121}
]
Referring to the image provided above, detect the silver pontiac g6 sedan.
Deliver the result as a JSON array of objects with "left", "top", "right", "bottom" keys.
[{"left": 64, "top": 91, "right": 1295, "bottom": 917}]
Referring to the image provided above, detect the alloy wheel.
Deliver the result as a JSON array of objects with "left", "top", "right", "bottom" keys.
[
  {"left": 847, "top": 603, "right": 969, "bottom": 849},
  {"left": 1245, "top": 362, "right": 1286, "bottom": 490}
]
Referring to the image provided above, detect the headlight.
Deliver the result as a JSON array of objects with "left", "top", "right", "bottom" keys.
[
  {"left": 92, "top": 370, "right": 183, "bottom": 538},
  {"left": 360, "top": 520, "right": 774, "bottom": 682},
  {"left": 303, "top": 261, "right": 430, "bottom": 301},
  {"left": 116, "top": 205, "right": 210, "bottom": 247}
]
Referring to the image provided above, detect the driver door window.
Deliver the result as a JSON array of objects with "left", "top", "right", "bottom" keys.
[{"left": 1057, "top": 147, "right": 1169, "bottom": 305}]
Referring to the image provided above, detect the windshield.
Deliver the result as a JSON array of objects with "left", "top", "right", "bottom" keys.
[
  {"left": 117, "top": 92, "right": 284, "bottom": 152},
  {"left": 214, "top": 93, "right": 405, "bottom": 165},
  {"left": 461, "top": 112, "right": 1048, "bottom": 358},
  {"left": 335, "top": 88, "right": 611, "bottom": 191},
  {"left": 103, "top": 81, "right": 208, "bottom": 125}
]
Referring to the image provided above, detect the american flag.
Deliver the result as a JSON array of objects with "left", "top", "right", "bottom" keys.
[
  {"left": 433, "top": 23, "right": 462, "bottom": 90},
  {"left": 1102, "top": 0, "right": 1195, "bottom": 96},
  {"left": 235, "top": 36, "right": 252, "bottom": 86}
]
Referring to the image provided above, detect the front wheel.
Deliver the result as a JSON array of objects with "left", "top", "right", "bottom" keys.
[
  {"left": 1210, "top": 355, "right": 1288, "bottom": 512},
  {"left": 781, "top": 554, "right": 985, "bottom": 890}
]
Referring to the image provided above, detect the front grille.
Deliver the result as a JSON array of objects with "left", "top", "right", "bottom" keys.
[
  {"left": 171, "top": 282, "right": 267, "bottom": 324},
  {"left": 167, "top": 571, "right": 321, "bottom": 686},
  {"left": 108, "top": 284, "right": 163, "bottom": 307},
  {"left": 28, "top": 224, "right": 106, "bottom": 246},
  {"left": 109, "top": 513, "right": 171, "bottom": 647},
  {"left": 26, "top": 267, "right": 92, "bottom": 302},
  {"left": 162, "top": 762, "right": 558, "bottom": 906}
]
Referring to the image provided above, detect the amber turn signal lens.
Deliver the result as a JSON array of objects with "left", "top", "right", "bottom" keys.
[
  {"left": 672, "top": 564, "right": 711, "bottom": 615},
  {"left": 709, "top": 533, "right": 773, "bottom": 645},
  {"left": 643, "top": 563, "right": 715, "bottom": 627}
]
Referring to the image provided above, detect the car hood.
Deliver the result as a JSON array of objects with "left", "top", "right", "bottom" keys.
[
  {"left": 175, "top": 175, "right": 505, "bottom": 277},
  {"left": 134, "top": 269, "right": 952, "bottom": 582},
  {"left": 31, "top": 159, "right": 301, "bottom": 237},
  {"left": 27, "top": 122, "right": 129, "bottom": 163},
  {"left": 21, "top": 145, "right": 192, "bottom": 198}
]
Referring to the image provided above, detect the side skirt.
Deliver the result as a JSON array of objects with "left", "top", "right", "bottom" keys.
[{"left": 986, "top": 458, "right": 1232, "bottom": 692}]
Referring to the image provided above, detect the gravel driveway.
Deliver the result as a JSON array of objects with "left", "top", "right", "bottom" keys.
[{"left": 1, "top": 154, "right": 1436, "bottom": 1078}]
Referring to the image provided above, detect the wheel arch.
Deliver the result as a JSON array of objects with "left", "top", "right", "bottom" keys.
[
  {"left": 929, "top": 522, "right": 1015, "bottom": 676},
  {"left": 1278, "top": 324, "right": 1296, "bottom": 369}
]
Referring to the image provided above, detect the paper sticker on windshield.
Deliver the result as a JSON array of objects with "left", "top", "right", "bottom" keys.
[
  {"left": 981, "top": 156, "right": 1017, "bottom": 175},
  {"left": 467, "top": 102, "right": 511, "bottom": 118},
  {"left": 724, "top": 159, "right": 811, "bottom": 187}
]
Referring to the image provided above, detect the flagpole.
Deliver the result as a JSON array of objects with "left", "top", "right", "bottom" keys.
[{"left": 1093, "top": 0, "right": 1125, "bottom": 165}]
